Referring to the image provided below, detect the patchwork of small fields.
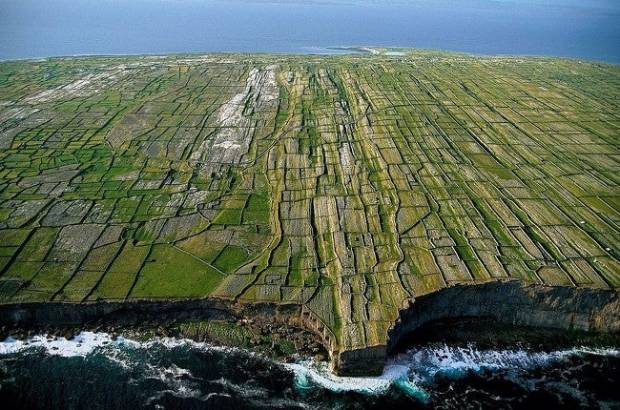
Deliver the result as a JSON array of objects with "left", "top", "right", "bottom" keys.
[{"left": 0, "top": 51, "right": 618, "bottom": 351}]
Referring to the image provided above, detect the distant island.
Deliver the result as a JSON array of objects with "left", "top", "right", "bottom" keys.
[{"left": 0, "top": 49, "right": 618, "bottom": 375}]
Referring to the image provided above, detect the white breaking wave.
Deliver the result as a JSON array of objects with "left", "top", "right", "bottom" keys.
[
  {"left": 285, "top": 361, "right": 416, "bottom": 395},
  {"left": 400, "top": 344, "right": 620, "bottom": 382},
  {"left": 284, "top": 344, "right": 620, "bottom": 399},
  {"left": 0, "top": 332, "right": 220, "bottom": 401},
  {"left": 2, "top": 334, "right": 618, "bottom": 400},
  {"left": 0, "top": 332, "right": 244, "bottom": 358},
  {"left": 0, "top": 332, "right": 137, "bottom": 357}
]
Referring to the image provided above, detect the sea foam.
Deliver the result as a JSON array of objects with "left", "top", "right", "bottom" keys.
[
  {"left": 0, "top": 332, "right": 128, "bottom": 357},
  {"left": 2, "top": 333, "right": 618, "bottom": 400},
  {"left": 0, "top": 332, "right": 243, "bottom": 357},
  {"left": 284, "top": 344, "right": 620, "bottom": 399},
  {"left": 285, "top": 361, "right": 415, "bottom": 395}
]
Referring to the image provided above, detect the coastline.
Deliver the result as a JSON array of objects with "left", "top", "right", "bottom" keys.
[
  {"left": 1, "top": 47, "right": 619, "bottom": 66},
  {"left": 2, "top": 310, "right": 618, "bottom": 378},
  {"left": 1, "top": 281, "right": 618, "bottom": 376},
  {"left": 0, "top": 299, "right": 329, "bottom": 364}
]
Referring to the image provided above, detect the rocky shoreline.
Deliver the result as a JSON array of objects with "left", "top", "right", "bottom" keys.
[
  {"left": 392, "top": 317, "right": 620, "bottom": 354},
  {"left": 0, "top": 318, "right": 328, "bottom": 364},
  {"left": 1, "top": 282, "right": 619, "bottom": 376},
  {"left": 0, "top": 299, "right": 330, "bottom": 364}
]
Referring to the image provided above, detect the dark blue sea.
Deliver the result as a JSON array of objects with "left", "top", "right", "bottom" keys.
[
  {"left": 0, "top": 0, "right": 619, "bottom": 63},
  {"left": 1, "top": 333, "right": 619, "bottom": 409}
]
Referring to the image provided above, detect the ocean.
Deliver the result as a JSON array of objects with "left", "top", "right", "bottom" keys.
[
  {"left": 1, "top": 332, "right": 619, "bottom": 409},
  {"left": 0, "top": 0, "right": 619, "bottom": 63}
]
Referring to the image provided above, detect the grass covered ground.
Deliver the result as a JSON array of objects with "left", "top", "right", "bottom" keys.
[{"left": 0, "top": 49, "right": 618, "bottom": 352}]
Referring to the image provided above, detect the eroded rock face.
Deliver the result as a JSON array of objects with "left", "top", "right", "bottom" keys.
[
  {"left": 1, "top": 281, "right": 617, "bottom": 376},
  {"left": 392, "top": 282, "right": 620, "bottom": 342},
  {"left": 327, "top": 281, "right": 620, "bottom": 376}
]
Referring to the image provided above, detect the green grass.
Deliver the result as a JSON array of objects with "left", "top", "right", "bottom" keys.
[
  {"left": 213, "top": 245, "right": 248, "bottom": 273},
  {"left": 213, "top": 208, "right": 242, "bottom": 225},
  {"left": 130, "top": 244, "right": 223, "bottom": 298},
  {"left": 0, "top": 229, "right": 31, "bottom": 247}
]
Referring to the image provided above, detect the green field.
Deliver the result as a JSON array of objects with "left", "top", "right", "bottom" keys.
[{"left": 0, "top": 49, "right": 618, "bottom": 352}]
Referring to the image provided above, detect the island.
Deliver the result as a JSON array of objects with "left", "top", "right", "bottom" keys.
[{"left": 0, "top": 49, "right": 618, "bottom": 375}]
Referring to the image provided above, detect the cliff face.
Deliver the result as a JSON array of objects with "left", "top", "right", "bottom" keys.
[
  {"left": 0, "top": 299, "right": 235, "bottom": 328},
  {"left": 2, "top": 281, "right": 618, "bottom": 376},
  {"left": 336, "top": 281, "right": 619, "bottom": 375},
  {"left": 0, "top": 299, "right": 316, "bottom": 343},
  {"left": 390, "top": 282, "right": 620, "bottom": 342}
]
